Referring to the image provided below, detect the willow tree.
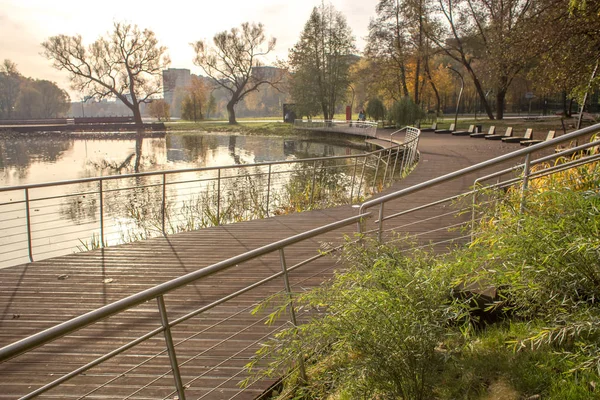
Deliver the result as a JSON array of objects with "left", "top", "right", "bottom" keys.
[
  {"left": 192, "top": 22, "right": 280, "bottom": 124},
  {"left": 42, "top": 22, "right": 170, "bottom": 129},
  {"left": 289, "top": 3, "right": 357, "bottom": 120}
]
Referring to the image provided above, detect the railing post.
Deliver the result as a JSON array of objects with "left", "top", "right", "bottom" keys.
[
  {"left": 156, "top": 296, "right": 186, "bottom": 400},
  {"left": 391, "top": 146, "right": 400, "bottom": 185},
  {"left": 382, "top": 148, "right": 392, "bottom": 186},
  {"left": 161, "top": 173, "right": 166, "bottom": 235},
  {"left": 372, "top": 152, "right": 382, "bottom": 192},
  {"left": 349, "top": 157, "right": 359, "bottom": 203},
  {"left": 99, "top": 180, "right": 105, "bottom": 247},
  {"left": 356, "top": 156, "right": 367, "bottom": 202},
  {"left": 471, "top": 183, "right": 478, "bottom": 243},
  {"left": 25, "top": 188, "right": 33, "bottom": 262},
  {"left": 278, "top": 249, "right": 307, "bottom": 383},
  {"left": 216, "top": 169, "right": 221, "bottom": 226},
  {"left": 266, "top": 164, "right": 272, "bottom": 217},
  {"left": 520, "top": 153, "right": 532, "bottom": 214},
  {"left": 400, "top": 146, "right": 407, "bottom": 177},
  {"left": 310, "top": 161, "right": 318, "bottom": 207},
  {"left": 377, "top": 203, "right": 385, "bottom": 243}
]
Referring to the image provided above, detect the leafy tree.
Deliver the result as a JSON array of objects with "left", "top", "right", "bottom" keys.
[
  {"left": 288, "top": 3, "right": 357, "bottom": 120},
  {"left": 0, "top": 60, "right": 69, "bottom": 119},
  {"left": 34, "top": 80, "right": 70, "bottom": 118},
  {"left": 14, "top": 85, "right": 43, "bottom": 119},
  {"left": 181, "top": 76, "right": 208, "bottom": 121},
  {"left": 388, "top": 96, "right": 426, "bottom": 127},
  {"left": 205, "top": 93, "right": 217, "bottom": 119},
  {"left": 366, "top": 0, "right": 435, "bottom": 106},
  {"left": 192, "top": 22, "right": 280, "bottom": 124},
  {"left": 148, "top": 99, "right": 170, "bottom": 121},
  {"left": 42, "top": 22, "right": 170, "bottom": 129},
  {"left": 366, "top": 97, "right": 386, "bottom": 121},
  {"left": 426, "top": 0, "right": 570, "bottom": 120},
  {"left": 0, "top": 60, "right": 21, "bottom": 119}
]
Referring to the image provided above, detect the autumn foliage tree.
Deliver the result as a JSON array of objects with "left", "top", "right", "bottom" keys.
[
  {"left": 181, "top": 76, "right": 209, "bottom": 121},
  {"left": 148, "top": 99, "right": 170, "bottom": 121},
  {"left": 192, "top": 22, "right": 280, "bottom": 124},
  {"left": 42, "top": 22, "right": 170, "bottom": 128}
]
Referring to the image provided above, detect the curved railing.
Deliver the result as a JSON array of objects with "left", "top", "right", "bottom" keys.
[
  {"left": 293, "top": 118, "right": 379, "bottom": 138},
  {"left": 1, "top": 124, "right": 599, "bottom": 400},
  {"left": 0, "top": 128, "right": 418, "bottom": 268}
]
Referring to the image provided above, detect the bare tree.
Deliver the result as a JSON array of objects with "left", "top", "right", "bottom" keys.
[
  {"left": 42, "top": 22, "right": 170, "bottom": 129},
  {"left": 192, "top": 22, "right": 279, "bottom": 124}
]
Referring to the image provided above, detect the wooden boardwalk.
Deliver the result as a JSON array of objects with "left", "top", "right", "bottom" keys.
[{"left": 0, "top": 130, "right": 525, "bottom": 399}]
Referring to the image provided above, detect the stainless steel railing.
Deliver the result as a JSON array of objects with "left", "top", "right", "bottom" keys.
[
  {"left": 0, "top": 212, "right": 370, "bottom": 399},
  {"left": 293, "top": 119, "right": 379, "bottom": 138},
  {"left": 359, "top": 123, "right": 600, "bottom": 242},
  {"left": 2, "top": 125, "right": 600, "bottom": 399},
  {"left": 0, "top": 130, "right": 418, "bottom": 268}
]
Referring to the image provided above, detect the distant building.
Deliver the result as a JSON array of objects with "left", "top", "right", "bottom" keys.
[{"left": 163, "top": 68, "right": 192, "bottom": 118}]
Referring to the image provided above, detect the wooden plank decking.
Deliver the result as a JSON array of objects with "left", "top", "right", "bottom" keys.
[{"left": 0, "top": 130, "right": 528, "bottom": 399}]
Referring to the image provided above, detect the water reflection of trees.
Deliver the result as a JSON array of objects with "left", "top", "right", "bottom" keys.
[
  {"left": 0, "top": 136, "right": 73, "bottom": 179},
  {"left": 59, "top": 147, "right": 400, "bottom": 249},
  {"left": 9, "top": 134, "right": 382, "bottom": 253}
]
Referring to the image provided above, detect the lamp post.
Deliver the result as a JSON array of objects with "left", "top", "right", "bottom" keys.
[{"left": 446, "top": 66, "right": 464, "bottom": 128}]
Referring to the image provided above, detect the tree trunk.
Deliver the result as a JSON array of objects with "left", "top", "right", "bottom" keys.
[
  {"left": 562, "top": 90, "right": 569, "bottom": 117},
  {"left": 414, "top": 58, "right": 421, "bottom": 105},
  {"left": 495, "top": 90, "right": 506, "bottom": 120},
  {"left": 134, "top": 133, "right": 143, "bottom": 173},
  {"left": 226, "top": 100, "right": 237, "bottom": 124},
  {"left": 131, "top": 104, "right": 145, "bottom": 131},
  {"left": 424, "top": 60, "right": 441, "bottom": 115},
  {"left": 462, "top": 61, "right": 494, "bottom": 120}
]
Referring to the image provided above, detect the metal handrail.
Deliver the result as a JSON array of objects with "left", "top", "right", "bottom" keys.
[
  {"left": 0, "top": 126, "right": 427, "bottom": 356},
  {"left": 0, "top": 145, "right": 390, "bottom": 194},
  {"left": 359, "top": 122, "right": 600, "bottom": 239},
  {"left": 0, "top": 133, "right": 416, "bottom": 267},
  {"left": 0, "top": 212, "right": 370, "bottom": 379},
  {"left": 4, "top": 124, "right": 599, "bottom": 398}
]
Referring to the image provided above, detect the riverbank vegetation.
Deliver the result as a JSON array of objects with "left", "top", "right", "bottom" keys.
[{"left": 248, "top": 149, "right": 600, "bottom": 399}]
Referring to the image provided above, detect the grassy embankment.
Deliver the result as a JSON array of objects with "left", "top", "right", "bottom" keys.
[
  {"left": 165, "top": 120, "right": 299, "bottom": 136},
  {"left": 247, "top": 141, "right": 600, "bottom": 400},
  {"left": 165, "top": 114, "right": 592, "bottom": 138}
]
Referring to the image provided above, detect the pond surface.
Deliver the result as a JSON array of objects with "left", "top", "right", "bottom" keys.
[
  {"left": 0, "top": 131, "right": 367, "bottom": 187},
  {"left": 0, "top": 131, "right": 371, "bottom": 268}
]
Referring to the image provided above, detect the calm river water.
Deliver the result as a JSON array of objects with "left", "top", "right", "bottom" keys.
[
  {"left": 0, "top": 131, "right": 367, "bottom": 187},
  {"left": 0, "top": 131, "right": 368, "bottom": 268}
]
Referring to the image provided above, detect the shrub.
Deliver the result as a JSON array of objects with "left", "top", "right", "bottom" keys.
[
  {"left": 387, "top": 97, "right": 426, "bottom": 127},
  {"left": 365, "top": 97, "right": 386, "bottom": 122}
]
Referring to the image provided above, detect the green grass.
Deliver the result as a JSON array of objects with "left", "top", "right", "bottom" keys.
[{"left": 165, "top": 120, "right": 302, "bottom": 136}]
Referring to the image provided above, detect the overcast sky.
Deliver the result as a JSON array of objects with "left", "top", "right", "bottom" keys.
[{"left": 0, "top": 0, "right": 380, "bottom": 99}]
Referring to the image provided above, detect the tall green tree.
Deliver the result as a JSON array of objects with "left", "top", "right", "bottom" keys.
[
  {"left": 192, "top": 23, "right": 280, "bottom": 124},
  {"left": 288, "top": 3, "right": 357, "bottom": 120},
  {"left": 42, "top": 22, "right": 170, "bottom": 129},
  {"left": 0, "top": 60, "right": 21, "bottom": 119}
]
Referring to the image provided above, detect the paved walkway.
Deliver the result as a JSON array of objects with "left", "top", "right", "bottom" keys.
[{"left": 0, "top": 130, "right": 523, "bottom": 399}]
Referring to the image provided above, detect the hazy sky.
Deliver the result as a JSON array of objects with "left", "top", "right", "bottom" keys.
[{"left": 0, "top": 0, "right": 380, "bottom": 99}]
